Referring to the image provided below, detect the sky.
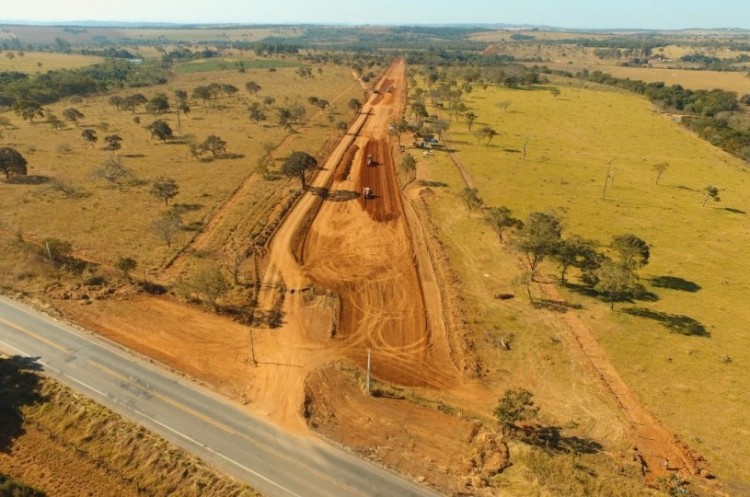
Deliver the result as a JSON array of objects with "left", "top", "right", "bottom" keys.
[{"left": 2, "top": 0, "right": 749, "bottom": 30}]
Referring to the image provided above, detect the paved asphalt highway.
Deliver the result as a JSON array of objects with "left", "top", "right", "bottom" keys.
[{"left": 0, "top": 296, "right": 441, "bottom": 497}]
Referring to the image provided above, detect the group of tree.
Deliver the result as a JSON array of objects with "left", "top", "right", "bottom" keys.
[
  {"left": 482, "top": 206, "right": 652, "bottom": 309},
  {"left": 0, "top": 58, "right": 167, "bottom": 108},
  {"left": 189, "top": 135, "right": 228, "bottom": 159}
]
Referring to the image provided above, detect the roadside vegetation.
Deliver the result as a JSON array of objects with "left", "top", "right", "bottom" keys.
[{"left": 0, "top": 355, "right": 260, "bottom": 496}]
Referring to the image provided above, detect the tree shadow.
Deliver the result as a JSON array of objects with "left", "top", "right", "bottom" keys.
[
  {"left": 522, "top": 425, "right": 603, "bottom": 455},
  {"left": 567, "top": 282, "right": 659, "bottom": 304},
  {"left": 0, "top": 356, "right": 46, "bottom": 452},
  {"left": 416, "top": 180, "right": 448, "bottom": 188},
  {"left": 532, "top": 298, "right": 583, "bottom": 313},
  {"left": 170, "top": 203, "right": 204, "bottom": 214},
  {"left": 503, "top": 148, "right": 521, "bottom": 154},
  {"left": 622, "top": 307, "right": 710, "bottom": 337},
  {"left": 121, "top": 154, "right": 145, "bottom": 158},
  {"left": 252, "top": 309, "right": 286, "bottom": 329},
  {"left": 724, "top": 207, "right": 746, "bottom": 214},
  {"left": 7, "top": 175, "right": 51, "bottom": 185},
  {"left": 650, "top": 276, "right": 701, "bottom": 293}
]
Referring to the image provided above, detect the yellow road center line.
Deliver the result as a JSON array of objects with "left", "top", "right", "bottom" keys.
[{"left": 0, "top": 317, "right": 69, "bottom": 353}]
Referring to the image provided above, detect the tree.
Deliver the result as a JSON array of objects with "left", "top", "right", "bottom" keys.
[
  {"left": 460, "top": 187, "right": 482, "bottom": 217},
  {"left": 552, "top": 235, "right": 600, "bottom": 284},
  {"left": 594, "top": 259, "right": 639, "bottom": 310},
  {"left": 151, "top": 213, "right": 181, "bottom": 248},
  {"left": 610, "top": 234, "right": 650, "bottom": 271},
  {"left": 0, "top": 147, "right": 28, "bottom": 181},
  {"left": 147, "top": 120, "right": 174, "bottom": 142},
  {"left": 109, "top": 95, "right": 123, "bottom": 110},
  {"left": 200, "top": 135, "right": 227, "bottom": 157},
  {"left": 46, "top": 113, "right": 65, "bottom": 130},
  {"left": 494, "top": 388, "right": 539, "bottom": 436},
  {"left": 221, "top": 84, "right": 239, "bottom": 98},
  {"left": 247, "top": 103, "right": 266, "bottom": 123},
  {"left": 13, "top": 100, "right": 44, "bottom": 123},
  {"left": 123, "top": 93, "right": 148, "bottom": 113},
  {"left": 400, "top": 153, "right": 417, "bottom": 183},
  {"left": 702, "top": 185, "right": 721, "bottom": 206},
  {"left": 277, "top": 107, "right": 293, "bottom": 129},
  {"left": 513, "top": 211, "right": 562, "bottom": 276},
  {"left": 282, "top": 151, "right": 318, "bottom": 189},
  {"left": 150, "top": 177, "right": 179, "bottom": 206},
  {"left": 349, "top": 98, "right": 362, "bottom": 111},
  {"left": 484, "top": 206, "right": 523, "bottom": 243},
  {"left": 464, "top": 111, "right": 478, "bottom": 130},
  {"left": 192, "top": 86, "right": 212, "bottom": 107},
  {"left": 44, "top": 238, "right": 73, "bottom": 266},
  {"left": 103, "top": 134, "right": 123, "bottom": 154},
  {"left": 145, "top": 93, "right": 170, "bottom": 115},
  {"left": 90, "top": 157, "right": 133, "bottom": 186},
  {"left": 290, "top": 103, "right": 306, "bottom": 124},
  {"left": 81, "top": 129, "right": 98, "bottom": 148},
  {"left": 191, "top": 266, "right": 230, "bottom": 310},
  {"left": 115, "top": 257, "right": 137, "bottom": 283},
  {"left": 549, "top": 87, "right": 561, "bottom": 98},
  {"left": 62, "top": 107, "right": 84, "bottom": 126},
  {"left": 653, "top": 162, "right": 669, "bottom": 184},
  {"left": 474, "top": 126, "right": 498, "bottom": 146},
  {"left": 245, "top": 81, "right": 261, "bottom": 95}
]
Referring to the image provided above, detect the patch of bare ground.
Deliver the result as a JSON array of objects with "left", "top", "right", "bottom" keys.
[{"left": 303, "top": 366, "right": 508, "bottom": 497}]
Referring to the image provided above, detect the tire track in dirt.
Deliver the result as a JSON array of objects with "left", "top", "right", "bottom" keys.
[{"left": 160, "top": 77, "right": 365, "bottom": 283}]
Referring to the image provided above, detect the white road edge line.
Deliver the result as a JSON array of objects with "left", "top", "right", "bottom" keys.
[{"left": 0, "top": 336, "right": 301, "bottom": 497}]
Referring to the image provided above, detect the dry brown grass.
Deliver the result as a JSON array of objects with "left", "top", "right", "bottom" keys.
[
  {"left": 0, "top": 63, "right": 363, "bottom": 289},
  {"left": 0, "top": 356, "right": 259, "bottom": 496},
  {"left": 0, "top": 51, "right": 102, "bottom": 72}
]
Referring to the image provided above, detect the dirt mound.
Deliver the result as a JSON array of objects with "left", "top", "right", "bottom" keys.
[
  {"left": 461, "top": 431, "right": 511, "bottom": 493},
  {"left": 303, "top": 366, "right": 485, "bottom": 496},
  {"left": 334, "top": 143, "right": 359, "bottom": 182}
]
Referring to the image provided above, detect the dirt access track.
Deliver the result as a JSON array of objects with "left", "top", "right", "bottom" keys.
[
  {"left": 49, "top": 59, "right": 708, "bottom": 494},
  {"left": 252, "top": 60, "right": 464, "bottom": 422}
]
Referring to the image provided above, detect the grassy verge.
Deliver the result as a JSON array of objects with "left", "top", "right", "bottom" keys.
[{"left": 0, "top": 355, "right": 260, "bottom": 497}]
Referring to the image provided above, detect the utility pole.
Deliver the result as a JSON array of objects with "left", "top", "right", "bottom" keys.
[
  {"left": 248, "top": 327, "right": 257, "bottom": 367},
  {"left": 45, "top": 240, "right": 53, "bottom": 261},
  {"left": 366, "top": 348, "right": 371, "bottom": 395}
]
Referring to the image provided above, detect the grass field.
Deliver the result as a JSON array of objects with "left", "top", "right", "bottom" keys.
[
  {"left": 0, "top": 62, "right": 363, "bottom": 289},
  {"left": 0, "top": 51, "right": 102, "bottom": 72},
  {"left": 411, "top": 78, "right": 750, "bottom": 491},
  {"left": 542, "top": 62, "right": 750, "bottom": 94},
  {"left": 174, "top": 57, "right": 300, "bottom": 73}
]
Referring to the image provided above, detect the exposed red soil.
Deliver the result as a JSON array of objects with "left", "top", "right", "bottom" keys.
[{"left": 333, "top": 143, "right": 359, "bottom": 182}]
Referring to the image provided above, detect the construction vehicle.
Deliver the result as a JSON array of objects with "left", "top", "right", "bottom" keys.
[
  {"left": 363, "top": 187, "right": 372, "bottom": 199},
  {"left": 366, "top": 154, "right": 374, "bottom": 166}
]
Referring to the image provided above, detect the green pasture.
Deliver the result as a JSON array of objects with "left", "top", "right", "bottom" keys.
[{"left": 415, "top": 78, "right": 750, "bottom": 490}]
